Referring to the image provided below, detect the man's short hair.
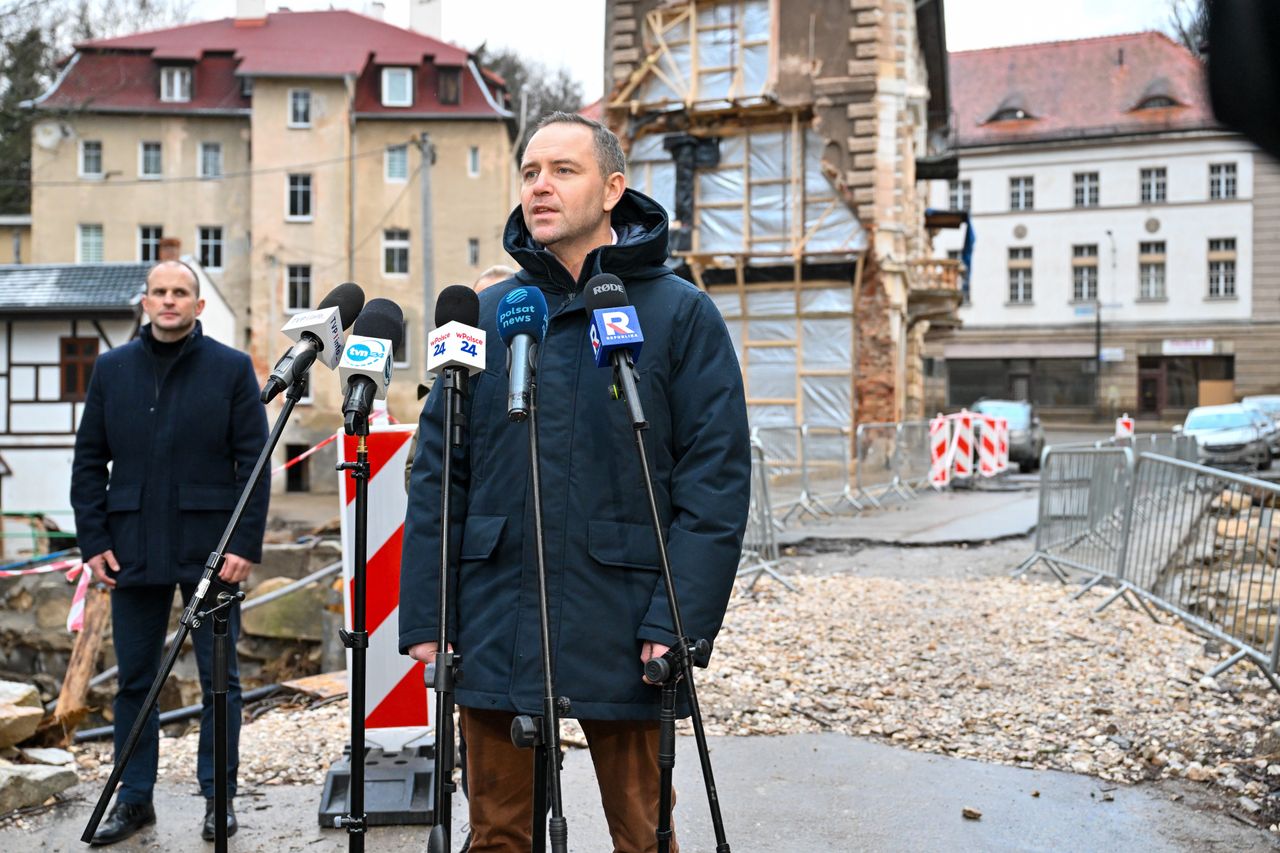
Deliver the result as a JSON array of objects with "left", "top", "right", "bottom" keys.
[
  {"left": 146, "top": 260, "right": 200, "bottom": 298},
  {"left": 473, "top": 265, "right": 517, "bottom": 293},
  {"left": 530, "top": 112, "right": 627, "bottom": 180}
]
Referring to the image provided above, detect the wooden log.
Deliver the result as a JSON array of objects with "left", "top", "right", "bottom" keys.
[{"left": 32, "top": 585, "right": 111, "bottom": 747}]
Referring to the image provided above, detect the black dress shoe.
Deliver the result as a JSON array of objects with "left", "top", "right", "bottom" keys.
[
  {"left": 90, "top": 801, "right": 156, "bottom": 846},
  {"left": 202, "top": 798, "right": 238, "bottom": 841}
]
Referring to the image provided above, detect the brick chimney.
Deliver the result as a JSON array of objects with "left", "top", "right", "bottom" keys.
[
  {"left": 235, "top": 0, "right": 266, "bottom": 23},
  {"left": 409, "top": 0, "right": 443, "bottom": 38},
  {"left": 158, "top": 237, "right": 181, "bottom": 262}
]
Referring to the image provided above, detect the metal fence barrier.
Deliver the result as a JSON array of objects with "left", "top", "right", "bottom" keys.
[{"left": 737, "top": 437, "right": 796, "bottom": 592}]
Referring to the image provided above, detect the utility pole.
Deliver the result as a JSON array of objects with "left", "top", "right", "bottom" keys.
[{"left": 416, "top": 133, "right": 436, "bottom": 373}]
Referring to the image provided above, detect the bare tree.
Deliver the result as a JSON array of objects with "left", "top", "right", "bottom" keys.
[
  {"left": 1168, "top": 0, "right": 1210, "bottom": 60},
  {"left": 474, "top": 44, "right": 585, "bottom": 157}
]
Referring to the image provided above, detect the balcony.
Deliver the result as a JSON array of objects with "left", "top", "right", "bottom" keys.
[{"left": 906, "top": 259, "right": 964, "bottom": 328}]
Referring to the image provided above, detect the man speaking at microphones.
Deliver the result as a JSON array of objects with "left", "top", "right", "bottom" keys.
[{"left": 400, "top": 112, "right": 749, "bottom": 852}]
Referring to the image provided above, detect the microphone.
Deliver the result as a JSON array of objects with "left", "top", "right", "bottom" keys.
[
  {"left": 584, "top": 274, "right": 646, "bottom": 428},
  {"left": 338, "top": 298, "right": 404, "bottom": 435},
  {"left": 261, "top": 282, "right": 365, "bottom": 403},
  {"left": 427, "top": 285, "right": 486, "bottom": 376},
  {"left": 496, "top": 286, "right": 548, "bottom": 422}
]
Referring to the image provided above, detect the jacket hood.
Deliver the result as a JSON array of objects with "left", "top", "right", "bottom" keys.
[{"left": 502, "top": 188, "right": 672, "bottom": 293}]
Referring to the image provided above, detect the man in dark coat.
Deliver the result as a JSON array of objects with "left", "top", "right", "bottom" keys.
[
  {"left": 71, "top": 260, "right": 269, "bottom": 845},
  {"left": 399, "top": 113, "right": 750, "bottom": 851}
]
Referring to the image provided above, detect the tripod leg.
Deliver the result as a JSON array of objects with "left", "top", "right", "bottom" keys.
[
  {"left": 656, "top": 678, "right": 677, "bottom": 853},
  {"left": 532, "top": 739, "right": 548, "bottom": 853},
  {"left": 213, "top": 606, "right": 229, "bottom": 853}
]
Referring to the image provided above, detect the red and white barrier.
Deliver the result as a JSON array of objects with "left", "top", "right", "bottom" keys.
[
  {"left": 978, "top": 415, "right": 1000, "bottom": 477},
  {"left": 996, "top": 418, "right": 1010, "bottom": 473},
  {"left": 929, "top": 415, "right": 952, "bottom": 489},
  {"left": 929, "top": 411, "right": 1012, "bottom": 488},
  {"left": 337, "top": 424, "right": 431, "bottom": 747},
  {"left": 951, "top": 411, "right": 974, "bottom": 479},
  {"left": 1115, "top": 414, "right": 1135, "bottom": 439}
]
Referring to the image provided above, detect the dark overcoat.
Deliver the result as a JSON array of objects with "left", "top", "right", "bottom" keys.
[
  {"left": 399, "top": 190, "right": 750, "bottom": 720},
  {"left": 71, "top": 322, "right": 270, "bottom": 587}
]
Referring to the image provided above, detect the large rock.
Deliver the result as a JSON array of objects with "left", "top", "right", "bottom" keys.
[
  {"left": 241, "top": 576, "right": 327, "bottom": 641},
  {"left": 0, "top": 763, "right": 77, "bottom": 812},
  {"left": 0, "top": 681, "right": 39, "bottom": 708},
  {"left": 0, "top": 704, "right": 42, "bottom": 749}
]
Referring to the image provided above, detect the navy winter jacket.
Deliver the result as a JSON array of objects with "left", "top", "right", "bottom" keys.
[
  {"left": 70, "top": 322, "right": 270, "bottom": 587},
  {"left": 399, "top": 189, "right": 750, "bottom": 720}
]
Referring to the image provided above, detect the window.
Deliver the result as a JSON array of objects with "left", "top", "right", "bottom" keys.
[
  {"left": 200, "top": 142, "right": 223, "bottom": 178},
  {"left": 991, "top": 106, "right": 1030, "bottom": 121},
  {"left": 948, "top": 248, "right": 969, "bottom": 303},
  {"left": 139, "top": 225, "right": 163, "bottom": 262},
  {"left": 438, "top": 67, "right": 461, "bottom": 105},
  {"left": 467, "top": 238, "right": 480, "bottom": 266},
  {"left": 286, "top": 265, "right": 311, "bottom": 312},
  {"left": 1009, "top": 176, "right": 1034, "bottom": 211},
  {"left": 79, "top": 140, "right": 103, "bottom": 178},
  {"left": 1138, "top": 95, "right": 1178, "bottom": 109},
  {"left": 160, "top": 67, "right": 192, "bottom": 102},
  {"left": 1208, "top": 238, "right": 1237, "bottom": 298},
  {"left": 948, "top": 179, "right": 971, "bottom": 211},
  {"left": 139, "top": 142, "right": 162, "bottom": 179},
  {"left": 1209, "top": 163, "right": 1237, "bottom": 200},
  {"left": 383, "top": 228, "right": 409, "bottom": 275},
  {"left": 287, "top": 174, "right": 312, "bottom": 220},
  {"left": 385, "top": 145, "right": 409, "bottom": 182},
  {"left": 1139, "top": 241, "right": 1167, "bottom": 301},
  {"left": 468, "top": 146, "right": 480, "bottom": 178},
  {"left": 1008, "top": 247, "right": 1032, "bottom": 303},
  {"left": 1071, "top": 244, "right": 1098, "bottom": 302},
  {"left": 288, "top": 89, "right": 311, "bottom": 127},
  {"left": 284, "top": 444, "right": 311, "bottom": 491},
  {"left": 77, "top": 224, "right": 103, "bottom": 263},
  {"left": 382, "top": 68, "right": 413, "bottom": 107},
  {"left": 393, "top": 320, "right": 409, "bottom": 368},
  {"left": 60, "top": 337, "right": 98, "bottom": 403},
  {"left": 241, "top": 77, "right": 254, "bottom": 98},
  {"left": 198, "top": 226, "right": 223, "bottom": 270},
  {"left": 1073, "top": 172, "right": 1099, "bottom": 207},
  {"left": 1140, "top": 167, "right": 1167, "bottom": 203}
]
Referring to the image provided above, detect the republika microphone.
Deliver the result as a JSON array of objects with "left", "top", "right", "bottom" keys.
[
  {"left": 261, "top": 282, "right": 365, "bottom": 403},
  {"left": 584, "top": 274, "right": 647, "bottom": 428},
  {"left": 339, "top": 298, "right": 404, "bottom": 435},
  {"left": 428, "top": 285, "right": 486, "bottom": 376},
  {"left": 496, "top": 286, "right": 548, "bottom": 422}
]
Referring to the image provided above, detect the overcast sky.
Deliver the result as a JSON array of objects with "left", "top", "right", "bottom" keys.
[{"left": 191, "top": 0, "right": 1186, "bottom": 103}]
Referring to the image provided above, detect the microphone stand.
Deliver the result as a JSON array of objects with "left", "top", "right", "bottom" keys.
[
  {"left": 81, "top": 375, "right": 308, "bottom": 853},
  {"left": 610, "top": 351, "right": 731, "bottom": 853},
  {"left": 510, "top": 372, "right": 569, "bottom": 853},
  {"left": 427, "top": 365, "right": 468, "bottom": 853}
]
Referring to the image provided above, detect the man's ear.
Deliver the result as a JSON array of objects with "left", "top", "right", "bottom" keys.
[
  {"left": 602, "top": 172, "right": 626, "bottom": 213},
  {"left": 195, "top": 297, "right": 206, "bottom": 317}
]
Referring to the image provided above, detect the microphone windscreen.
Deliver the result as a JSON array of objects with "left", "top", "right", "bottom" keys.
[
  {"left": 435, "top": 284, "right": 480, "bottom": 327},
  {"left": 353, "top": 298, "right": 405, "bottom": 349},
  {"left": 583, "top": 274, "right": 629, "bottom": 312},
  {"left": 317, "top": 282, "right": 366, "bottom": 330},
  {"left": 496, "top": 286, "right": 549, "bottom": 345}
]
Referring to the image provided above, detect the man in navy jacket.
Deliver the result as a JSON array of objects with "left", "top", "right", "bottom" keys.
[
  {"left": 71, "top": 261, "right": 269, "bottom": 845},
  {"left": 400, "top": 114, "right": 750, "bottom": 851}
]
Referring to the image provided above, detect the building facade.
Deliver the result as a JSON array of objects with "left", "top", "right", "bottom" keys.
[
  {"left": 927, "top": 33, "right": 1280, "bottom": 421},
  {"left": 26, "top": 7, "right": 515, "bottom": 491}
]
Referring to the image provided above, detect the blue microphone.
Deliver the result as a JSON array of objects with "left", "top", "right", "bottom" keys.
[
  {"left": 584, "top": 274, "right": 644, "bottom": 369},
  {"left": 497, "top": 285, "right": 549, "bottom": 422}
]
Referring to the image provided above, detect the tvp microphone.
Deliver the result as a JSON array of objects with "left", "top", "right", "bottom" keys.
[
  {"left": 261, "top": 282, "right": 365, "bottom": 403},
  {"left": 339, "top": 298, "right": 404, "bottom": 435},
  {"left": 427, "top": 285, "right": 486, "bottom": 376},
  {"left": 496, "top": 286, "right": 548, "bottom": 422},
  {"left": 584, "top": 274, "right": 643, "bottom": 369}
]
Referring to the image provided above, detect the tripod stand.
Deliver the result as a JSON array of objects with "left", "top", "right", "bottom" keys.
[{"left": 81, "top": 377, "right": 307, "bottom": 853}]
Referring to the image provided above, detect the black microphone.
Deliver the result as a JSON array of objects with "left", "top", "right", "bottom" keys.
[
  {"left": 435, "top": 284, "right": 480, "bottom": 328},
  {"left": 428, "top": 285, "right": 487, "bottom": 377},
  {"left": 339, "top": 298, "right": 404, "bottom": 435},
  {"left": 261, "top": 282, "right": 365, "bottom": 403}
]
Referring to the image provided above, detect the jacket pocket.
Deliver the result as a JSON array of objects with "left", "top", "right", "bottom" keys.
[
  {"left": 459, "top": 515, "right": 506, "bottom": 562},
  {"left": 105, "top": 484, "right": 143, "bottom": 568},
  {"left": 587, "top": 519, "right": 661, "bottom": 572},
  {"left": 177, "top": 484, "right": 237, "bottom": 563}
]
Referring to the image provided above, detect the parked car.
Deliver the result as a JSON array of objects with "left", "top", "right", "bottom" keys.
[
  {"left": 1242, "top": 396, "right": 1280, "bottom": 452},
  {"left": 1181, "top": 404, "right": 1272, "bottom": 470},
  {"left": 970, "top": 399, "right": 1045, "bottom": 472}
]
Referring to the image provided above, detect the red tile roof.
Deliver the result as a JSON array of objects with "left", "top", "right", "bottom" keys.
[
  {"left": 949, "top": 32, "right": 1218, "bottom": 148},
  {"left": 578, "top": 98, "right": 603, "bottom": 121}
]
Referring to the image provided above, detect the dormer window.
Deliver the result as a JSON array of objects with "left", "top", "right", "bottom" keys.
[
  {"left": 991, "top": 107, "right": 1030, "bottom": 121},
  {"left": 160, "top": 67, "right": 191, "bottom": 103},
  {"left": 382, "top": 68, "right": 413, "bottom": 108},
  {"left": 438, "top": 67, "right": 461, "bottom": 106},
  {"left": 1137, "top": 95, "right": 1178, "bottom": 110}
]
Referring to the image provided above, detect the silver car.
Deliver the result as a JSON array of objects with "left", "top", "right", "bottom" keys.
[
  {"left": 1242, "top": 396, "right": 1280, "bottom": 454},
  {"left": 1182, "top": 404, "right": 1272, "bottom": 470}
]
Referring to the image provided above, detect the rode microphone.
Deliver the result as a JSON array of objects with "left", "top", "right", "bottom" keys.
[
  {"left": 584, "top": 274, "right": 647, "bottom": 429},
  {"left": 339, "top": 298, "right": 404, "bottom": 435},
  {"left": 261, "top": 282, "right": 365, "bottom": 403},
  {"left": 428, "top": 285, "right": 486, "bottom": 376},
  {"left": 496, "top": 286, "right": 548, "bottom": 422}
]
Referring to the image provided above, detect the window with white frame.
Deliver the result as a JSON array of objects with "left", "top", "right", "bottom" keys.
[
  {"left": 160, "top": 67, "right": 192, "bottom": 102},
  {"left": 383, "top": 228, "right": 409, "bottom": 275},
  {"left": 385, "top": 145, "right": 408, "bottom": 182},
  {"left": 1073, "top": 172, "right": 1099, "bottom": 207},
  {"left": 1071, "top": 244, "right": 1098, "bottom": 302},
  {"left": 286, "top": 264, "right": 311, "bottom": 312},
  {"left": 79, "top": 140, "right": 103, "bottom": 178},
  {"left": 1208, "top": 238, "right": 1237, "bottom": 298},
  {"left": 288, "top": 89, "right": 311, "bottom": 127},
  {"left": 78, "top": 224, "right": 103, "bottom": 264},
  {"left": 1009, "top": 176, "right": 1034, "bottom": 211},
  {"left": 198, "top": 226, "right": 223, "bottom": 270},
  {"left": 139, "top": 141, "right": 162, "bottom": 179},
  {"left": 393, "top": 320, "right": 409, "bottom": 368},
  {"left": 1139, "top": 241, "right": 1167, "bottom": 300},
  {"left": 467, "top": 237, "right": 480, "bottom": 266},
  {"left": 1209, "top": 163, "right": 1237, "bottom": 200},
  {"left": 382, "top": 68, "right": 413, "bottom": 107},
  {"left": 468, "top": 145, "right": 480, "bottom": 177},
  {"left": 139, "top": 225, "right": 163, "bottom": 262},
  {"left": 287, "top": 174, "right": 312, "bottom": 220},
  {"left": 199, "top": 142, "right": 223, "bottom": 178},
  {"left": 1008, "top": 247, "right": 1032, "bottom": 303},
  {"left": 1140, "top": 167, "right": 1167, "bottom": 203},
  {"left": 948, "top": 178, "right": 970, "bottom": 211}
]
